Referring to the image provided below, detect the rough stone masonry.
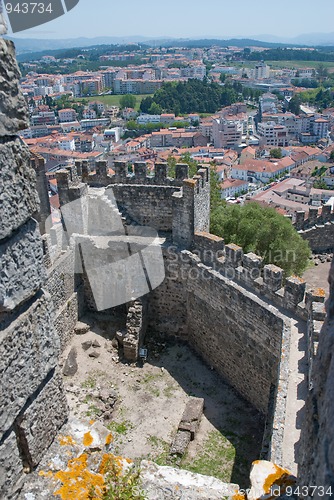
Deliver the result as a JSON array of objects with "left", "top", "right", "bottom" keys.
[{"left": 0, "top": 31, "right": 68, "bottom": 498}]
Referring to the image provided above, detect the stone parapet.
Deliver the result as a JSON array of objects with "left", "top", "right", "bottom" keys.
[
  {"left": 191, "top": 233, "right": 312, "bottom": 321},
  {"left": 0, "top": 219, "right": 47, "bottom": 312},
  {"left": 0, "top": 291, "right": 59, "bottom": 438},
  {"left": 0, "top": 39, "right": 29, "bottom": 136},
  {"left": 0, "top": 138, "right": 39, "bottom": 240},
  {"left": 18, "top": 370, "right": 68, "bottom": 469}
]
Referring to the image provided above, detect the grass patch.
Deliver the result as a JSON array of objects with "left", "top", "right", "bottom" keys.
[
  {"left": 145, "top": 436, "right": 171, "bottom": 466},
  {"left": 107, "top": 419, "right": 133, "bottom": 435},
  {"left": 163, "top": 384, "right": 177, "bottom": 398},
  {"left": 85, "top": 404, "right": 101, "bottom": 418},
  {"left": 81, "top": 375, "right": 96, "bottom": 389},
  {"left": 181, "top": 430, "right": 236, "bottom": 483},
  {"left": 73, "top": 94, "right": 153, "bottom": 110}
]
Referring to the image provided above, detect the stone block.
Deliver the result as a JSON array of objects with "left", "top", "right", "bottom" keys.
[
  {"left": 0, "top": 430, "right": 24, "bottom": 499},
  {"left": 181, "top": 397, "right": 204, "bottom": 425},
  {"left": 0, "top": 138, "right": 39, "bottom": 240},
  {"left": 54, "top": 292, "right": 79, "bottom": 351},
  {"left": 170, "top": 430, "right": 191, "bottom": 456},
  {"left": 225, "top": 243, "right": 243, "bottom": 267},
  {"left": 19, "top": 371, "right": 68, "bottom": 467},
  {"left": 263, "top": 264, "right": 284, "bottom": 292},
  {"left": 284, "top": 276, "right": 306, "bottom": 307},
  {"left": 0, "top": 292, "right": 59, "bottom": 436},
  {"left": 0, "top": 219, "right": 47, "bottom": 312},
  {"left": 0, "top": 39, "right": 29, "bottom": 136}
]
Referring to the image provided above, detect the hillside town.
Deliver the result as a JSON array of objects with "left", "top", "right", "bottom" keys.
[{"left": 18, "top": 44, "right": 334, "bottom": 220}]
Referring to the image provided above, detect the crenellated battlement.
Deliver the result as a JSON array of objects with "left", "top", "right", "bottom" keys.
[
  {"left": 293, "top": 205, "right": 334, "bottom": 253},
  {"left": 294, "top": 205, "right": 334, "bottom": 231},
  {"left": 71, "top": 159, "right": 199, "bottom": 187},
  {"left": 192, "top": 231, "right": 326, "bottom": 322},
  {"left": 55, "top": 161, "right": 211, "bottom": 240}
]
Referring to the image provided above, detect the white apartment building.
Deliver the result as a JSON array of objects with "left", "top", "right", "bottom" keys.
[
  {"left": 255, "top": 62, "right": 270, "bottom": 80},
  {"left": 83, "top": 108, "right": 97, "bottom": 120},
  {"left": 220, "top": 179, "right": 249, "bottom": 199},
  {"left": 58, "top": 108, "right": 77, "bottom": 123},
  {"left": 137, "top": 114, "right": 161, "bottom": 124},
  {"left": 259, "top": 93, "right": 278, "bottom": 115},
  {"left": 212, "top": 118, "right": 244, "bottom": 149},
  {"left": 57, "top": 137, "right": 76, "bottom": 151},
  {"left": 257, "top": 121, "right": 289, "bottom": 147}
]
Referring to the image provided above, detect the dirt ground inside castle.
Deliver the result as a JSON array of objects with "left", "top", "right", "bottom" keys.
[
  {"left": 303, "top": 260, "right": 331, "bottom": 297},
  {"left": 60, "top": 318, "right": 264, "bottom": 487}
]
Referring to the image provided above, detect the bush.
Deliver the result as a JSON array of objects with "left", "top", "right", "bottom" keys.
[{"left": 210, "top": 202, "right": 310, "bottom": 277}]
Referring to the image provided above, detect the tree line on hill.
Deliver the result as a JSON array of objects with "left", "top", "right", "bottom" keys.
[
  {"left": 139, "top": 79, "right": 262, "bottom": 115},
  {"left": 246, "top": 48, "right": 334, "bottom": 62}
]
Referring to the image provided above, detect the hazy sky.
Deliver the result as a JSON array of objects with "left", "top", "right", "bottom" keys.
[{"left": 9, "top": 0, "right": 334, "bottom": 39}]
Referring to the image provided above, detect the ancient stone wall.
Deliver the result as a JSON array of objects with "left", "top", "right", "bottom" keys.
[
  {"left": 298, "top": 261, "right": 334, "bottom": 495},
  {"left": 294, "top": 205, "right": 334, "bottom": 253},
  {"left": 148, "top": 244, "right": 286, "bottom": 414},
  {"left": 61, "top": 160, "right": 210, "bottom": 238},
  {"left": 0, "top": 37, "right": 68, "bottom": 498}
]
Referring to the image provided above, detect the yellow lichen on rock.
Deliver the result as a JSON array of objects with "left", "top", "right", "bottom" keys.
[
  {"left": 58, "top": 435, "right": 76, "bottom": 446},
  {"left": 54, "top": 453, "right": 105, "bottom": 500},
  {"left": 248, "top": 460, "right": 296, "bottom": 500},
  {"left": 83, "top": 431, "right": 94, "bottom": 447},
  {"left": 105, "top": 433, "right": 113, "bottom": 446}
]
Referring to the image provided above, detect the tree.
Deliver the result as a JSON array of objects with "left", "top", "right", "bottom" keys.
[
  {"left": 288, "top": 95, "right": 301, "bottom": 115},
  {"left": 148, "top": 102, "right": 162, "bottom": 115},
  {"left": 210, "top": 202, "right": 310, "bottom": 277},
  {"left": 270, "top": 148, "right": 282, "bottom": 159},
  {"left": 313, "top": 180, "right": 328, "bottom": 189},
  {"left": 120, "top": 94, "right": 136, "bottom": 109},
  {"left": 140, "top": 96, "right": 153, "bottom": 113},
  {"left": 317, "top": 63, "right": 329, "bottom": 83},
  {"left": 330, "top": 150, "right": 334, "bottom": 162}
]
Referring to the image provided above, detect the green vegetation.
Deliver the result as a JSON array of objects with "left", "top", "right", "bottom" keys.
[
  {"left": 81, "top": 375, "right": 97, "bottom": 389},
  {"left": 246, "top": 48, "right": 334, "bottom": 63},
  {"left": 266, "top": 60, "right": 334, "bottom": 70},
  {"left": 298, "top": 87, "right": 334, "bottom": 110},
  {"left": 120, "top": 94, "right": 137, "bottom": 109},
  {"left": 107, "top": 420, "right": 133, "bottom": 435},
  {"left": 75, "top": 94, "right": 151, "bottom": 110},
  {"left": 140, "top": 79, "right": 240, "bottom": 115},
  {"left": 181, "top": 430, "right": 236, "bottom": 483},
  {"left": 102, "top": 458, "right": 146, "bottom": 500},
  {"left": 270, "top": 148, "right": 282, "bottom": 159},
  {"left": 210, "top": 202, "right": 310, "bottom": 277}
]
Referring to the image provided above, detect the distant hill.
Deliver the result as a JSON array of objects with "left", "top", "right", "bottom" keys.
[
  {"left": 5, "top": 35, "right": 170, "bottom": 54},
  {"left": 7, "top": 33, "right": 334, "bottom": 59}
]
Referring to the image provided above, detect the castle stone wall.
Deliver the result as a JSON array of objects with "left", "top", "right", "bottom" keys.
[
  {"left": 0, "top": 37, "right": 68, "bottom": 498},
  {"left": 148, "top": 244, "right": 285, "bottom": 414},
  {"left": 298, "top": 223, "right": 334, "bottom": 253},
  {"left": 298, "top": 261, "right": 334, "bottom": 494},
  {"left": 294, "top": 206, "right": 334, "bottom": 253},
  {"left": 112, "top": 184, "right": 178, "bottom": 231}
]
